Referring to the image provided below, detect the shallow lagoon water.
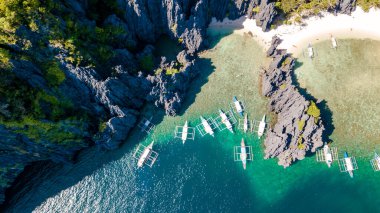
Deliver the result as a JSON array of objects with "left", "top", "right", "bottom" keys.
[{"left": 6, "top": 33, "right": 380, "bottom": 212}]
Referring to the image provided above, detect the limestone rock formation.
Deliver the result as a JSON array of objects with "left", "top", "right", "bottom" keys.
[
  {"left": 336, "top": 0, "right": 356, "bottom": 15},
  {"left": 262, "top": 38, "right": 324, "bottom": 168}
]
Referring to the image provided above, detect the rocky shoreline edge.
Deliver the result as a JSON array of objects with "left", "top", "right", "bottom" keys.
[{"left": 262, "top": 36, "right": 325, "bottom": 167}]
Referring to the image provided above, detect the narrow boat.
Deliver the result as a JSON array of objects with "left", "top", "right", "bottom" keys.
[
  {"left": 243, "top": 114, "right": 248, "bottom": 133},
  {"left": 374, "top": 152, "right": 380, "bottom": 169},
  {"left": 307, "top": 43, "right": 314, "bottom": 58},
  {"left": 257, "top": 115, "right": 266, "bottom": 139},
  {"left": 240, "top": 138, "right": 247, "bottom": 170},
  {"left": 201, "top": 116, "right": 214, "bottom": 137},
  {"left": 137, "top": 141, "right": 154, "bottom": 168},
  {"left": 331, "top": 36, "right": 337, "bottom": 49},
  {"left": 233, "top": 96, "right": 243, "bottom": 116},
  {"left": 344, "top": 152, "right": 354, "bottom": 178},
  {"left": 181, "top": 121, "right": 188, "bottom": 144},
  {"left": 323, "top": 144, "right": 333, "bottom": 168},
  {"left": 219, "top": 109, "right": 234, "bottom": 133}
]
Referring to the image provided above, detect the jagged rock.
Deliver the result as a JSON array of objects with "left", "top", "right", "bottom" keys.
[
  {"left": 10, "top": 60, "right": 48, "bottom": 90},
  {"left": 262, "top": 40, "right": 324, "bottom": 168},
  {"left": 60, "top": 58, "right": 149, "bottom": 148},
  {"left": 336, "top": 0, "right": 356, "bottom": 15},
  {"left": 266, "top": 36, "right": 282, "bottom": 57},
  {"left": 146, "top": 53, "right": 198, "bottom": 116},
  {"left": 255, "top": 2, "right": 277, "bottom": 31},
  {"left": 94, "top": 113, "right": 137, "bottom": 150}
]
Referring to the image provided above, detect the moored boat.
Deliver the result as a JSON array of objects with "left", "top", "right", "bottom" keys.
[
  {"left": 233, "top": 96, "right": 243, "bottom": 116},
  {"left": 240, "top": 138, "right": 247, "bottom": 170},
  {"left": 308, "top": 43, "right": 314, "bottom": 58},
  {"left": 219, "top": 109, "right": 234, "bottom": 133},
  {"left": 323, "top": 144, "right": 333, "bottom": 168},
  {"left": 201, "top": 116, "right": 214, "bottom": 137},
  {"left": 243, "top": 114, "right": 248, "bottom": 133},
  {"left": 257, "top": 115, "right": 266, "bottom": 139},
  {"left": 344, "top": 152, "right": 354, "bottom": 178},
  {"left": 181, "top": 121, "right": 188, "bottom": 144},
  {"left": 331, "top": 36, "right": 337, "bottom": 49},
  {"left": 374, "top": 152, "right": 380, "bottom": 169},
  {"left": 137, "top": 141, "right": 154, "bottom": 168}
]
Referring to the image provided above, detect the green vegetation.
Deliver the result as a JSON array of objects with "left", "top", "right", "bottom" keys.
[
  {"left": 42, "top": 60, "right": 66, "bottom": 86},
  {"left": 0, "top": 48, "right": 11, "bottom": 68},
  {"left": 275, "top": 0, "right": 333, "bottom": 17},
  {"left": 297, "top": 134, "right": 305, "bottom": 150},
  {"left": 2, "top": 117, "right": 83, "bottom": 145},
  {"left": 357, "top": 0, "right": 380, "bottom": 12},
  {"left": 166, "top": 68, "right": 180, "bottom": 75},
  {"left": 297, "top": 119, "right": 305, "bottom": 131},
  {"left": 0, "top": 71, "right": 87, "bottom": 145},
  {"left": 139, "top": 55, "right": 154, "bottom": 71},
  {"left": 252, "top": 6, "right": 260, "bottom": 13},
  {"left": 99, "top": 121, "right": 107, "bottom": 132},
  {"left": 306, "top": 100, "right": 321, "bottom": 123}
]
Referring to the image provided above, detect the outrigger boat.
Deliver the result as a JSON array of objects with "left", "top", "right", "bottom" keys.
[
  {"left": 181, "top": 121, "right": 189, "bottom": 144},
  {"left": 323, "top": 144, "right": 333, "bottom": 168},
  {"left": 240, "top": 138, "right": 247, "bottom": 170},
  {"left": 344, "top": 152, "right": 354, "bottom": 178},
  {"left": 219, "top": 109, "right": 234, "bottom": 133},
  {"left": 137, "top": 141, "right": 155, "bottom": 168},
  {"left": 201, "top": 116, "right": 214, "bottom": 137},
  {"left": 308, "top": 43, "right": 314, "bottom": 58},
  {"left": 243, "top": 114, "right": 248, "bottom": 133},
  {"left": 370, "top": 152, "right": 380, "bottom": 171},
  {"left": 331, "top": 36, "right": 337, "bottom": 49},
  {"left": 233, "top": 96, "right": 244, "bottom": 116},
  {"left": 257, "top": 115, "right": 266, "bottom": 139}
]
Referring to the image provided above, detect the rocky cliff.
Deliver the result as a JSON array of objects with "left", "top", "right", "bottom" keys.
[
  {"left": 0, "top": 0, "right": 358, "bottom": 206},
  {"left": 261, "top": 37, "right": 324, "bottom": 167}
]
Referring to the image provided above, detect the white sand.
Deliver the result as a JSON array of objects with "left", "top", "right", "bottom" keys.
[{"left": 208, "top": 7, "right": 380, "bottom": 56}]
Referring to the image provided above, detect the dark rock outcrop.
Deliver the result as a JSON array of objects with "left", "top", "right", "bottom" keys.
[
  {"left": 255, "top": 2, "right": 277, "bottom": 31},
  {"left": 262, "top": 37, "right": 324, "bottom": 168},
  {"left": 336, "top": 0, "right": 356, "bottom": 15},
  {"left": 146, "top": 51, "right": 198, "bottom": 116}
]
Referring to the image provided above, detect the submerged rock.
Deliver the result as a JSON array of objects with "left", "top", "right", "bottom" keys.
[{"left": 262, "top": 39, "right": 324, "bottom": 168}]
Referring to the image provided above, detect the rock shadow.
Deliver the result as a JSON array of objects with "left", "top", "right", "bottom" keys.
[
  {"left": 291, "top": 59, "right": 335, "bottom": 143},
  {"left": 177, "top": 57, "right": 215, "bottom": 116},
  {"left": 2, "top": 107, "right": 167, "bottom": 212}
]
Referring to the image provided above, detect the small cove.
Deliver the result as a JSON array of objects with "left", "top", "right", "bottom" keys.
[{"left": 4, "top": 30, "right": 380, "bottom": 213}]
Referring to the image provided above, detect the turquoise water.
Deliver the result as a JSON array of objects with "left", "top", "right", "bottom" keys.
[{"left": 6, "top": 33, "right": 380, "bottom": 212}]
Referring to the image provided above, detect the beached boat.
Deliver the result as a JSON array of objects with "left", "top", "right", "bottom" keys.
[
  {"left": 323, "top": 144, "right": 333, "bottom": 168},
  {"left": 233, "top": 96, "right": 243, "bottom": 116},
  {"left": 181, "top": 121, "right": 188, "bottom": 144},
  {"left": 308, "top": 43, "right": 314, "bottom": 58},
  {"left": 243, "top": 114, "right": 248, "bottom": 133},
  {"left": 257, "top": 115, "right": 266, "bottom": 139},
  {"left": 240, "top": 138, "right": 247, "bottom": 170},
  {"left": 219, "top": 109, "right": 234, "bottom": 133},
  {"left": 331, "top": 36, "right": 337, "bottom": 49},
  {"left": 137, "top": 141, "right": 154, "bottom": 168},
  {"left": 201, "top": 116, "right": 214, "bottom": 137},
  {"left": 344, "top": 152, "right": 354, "bottom": 178}
]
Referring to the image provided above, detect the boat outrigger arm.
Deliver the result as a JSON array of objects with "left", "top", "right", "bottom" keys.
[
  {"left": 174, "top": 121, "right": 195, "bottom": 144},
  {"left": 133, "top": 141, "right": 159, "bottom": 168}
]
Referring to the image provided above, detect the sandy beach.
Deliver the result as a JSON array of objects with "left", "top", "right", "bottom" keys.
[{"left": 209, "top": 7, "right": 380, "bottom": 56}]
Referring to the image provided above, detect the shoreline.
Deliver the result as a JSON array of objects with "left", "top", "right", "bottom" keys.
[{"left": 209, "top": 7, "right": 380, "bottom": 56}]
